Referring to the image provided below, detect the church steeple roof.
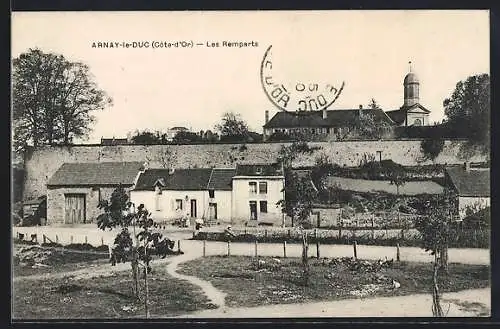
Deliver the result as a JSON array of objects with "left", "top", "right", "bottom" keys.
[{"left": 403, "top": 61, "right": 419, "bottom": 84}]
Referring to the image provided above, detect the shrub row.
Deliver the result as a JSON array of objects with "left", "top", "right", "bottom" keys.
[{"left": 193, "top": 229, "right": 489, "bottom": 249}]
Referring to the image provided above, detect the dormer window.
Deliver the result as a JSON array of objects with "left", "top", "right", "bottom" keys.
[{"left": 155, "top": 185, "right": 162, "bottom": 195}]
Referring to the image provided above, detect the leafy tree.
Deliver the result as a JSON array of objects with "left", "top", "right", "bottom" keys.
[
  {"left": 215, "top": 112, "right": 249, "bottom": 142},
  {"left": 277, "top": 169, "right": 318, "bottom": 286},
  {"left": 383, "top": 161, "right": 408, "bottom": 196},
  {"left": 13, "top": 48, "right": 112, "bottom": 150},
  {"left": 353, "top": 111, "right": 393, "bottom": 140},
  {"left": 97, "top": 186, "right": 177, "bottom": 317},
  {"left": 276, "top": 140, "right": 320, "bottom": 286},
  {"left": 172, "top": 131, "right": 202, "bottom": 144},
  {"left": 443, "top": 74, "right": 490, "bottom": 153},
  {"left": 414, "top": 190, "right": 457, "bottom": 316},
  {"left": 345, "top": 99, "right": 392, "bottom": 140},
  {"left": 131, "top": 130, "right": 167, "bottom": 144},
  {"left": 367, "top": 98, "right": 380, "bottom": 110}
]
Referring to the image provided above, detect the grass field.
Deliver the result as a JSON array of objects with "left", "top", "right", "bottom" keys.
[
  {"left": 178, "top": 255, "right": 490, "bottom": 308},
  {"left": 13, "top": 267, "right": 216, "bottom": 319}
]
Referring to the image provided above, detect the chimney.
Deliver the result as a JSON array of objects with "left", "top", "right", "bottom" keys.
[
  {"left": 322, "top": 109, "right": 327, "bottom": 119},
  {"left": 265, "top": 110, "right": 269, "bottom": 124},
  {"left": 464, "top": 162, "right": 471, "bottom": 172},
  {"left": 358, "top": 104, "right": 363, "bottom": 116}
]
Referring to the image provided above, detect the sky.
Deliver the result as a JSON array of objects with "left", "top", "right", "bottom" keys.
[{"left": 11, "top": 10, "right": 489, "bottom": 144}]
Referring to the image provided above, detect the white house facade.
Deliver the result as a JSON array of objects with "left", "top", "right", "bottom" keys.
[
  {"left": 129, "top": 164, "right": 285, "bottom": 227},
  {"left": 231, "top": 164, "right": 285, "bottom": 227}
]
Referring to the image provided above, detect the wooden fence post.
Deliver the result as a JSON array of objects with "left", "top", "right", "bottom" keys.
[
  {"left": 101, "top": 237, "right": 104, "bottom": 246},
  {"left": 396, "top": 243, "right": 401, "bottom": 262},
  {"left": 227, "top": 240, "right": 231, "bottom": 256},
  {"left": 177, "top": 240, "right": 181, "bottom": 253},
  {"left": 353, "top": 241, "right": 358, "bottom": 260},
  {"left": 254, "top": 240, "right": 258, "bottom": 257},
  {"left": 56, "top": 235, "right": 59, "bottom": 244},
  {"left": 283, "top": 241, "right": 287, "bottom": 258},
  {"left": 315, "top": 229, "right": 320, "bottom": 259},
  {"left": 85, "top": 236, "right": 88, "bottom": 244},
  {"left": 70, "top": 235, "right": 73, "bottom": 244},
  {"left": 42, "top": 234, "right": 46, "bottom": 244},
  {"left": 203, "top": 240, "right": 206, "bottom": 257}
]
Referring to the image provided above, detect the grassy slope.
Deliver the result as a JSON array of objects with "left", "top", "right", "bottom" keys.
[{"left": 178, "top": 255, "right": 490, "bottom": 308}]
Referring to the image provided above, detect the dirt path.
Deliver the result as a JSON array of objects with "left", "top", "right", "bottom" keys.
[
  {"left": 165, "top": 253, "right": 227, "bottom": 309},
  {"left": 176, "top": 288, "right": 491, "bottom": 318}
]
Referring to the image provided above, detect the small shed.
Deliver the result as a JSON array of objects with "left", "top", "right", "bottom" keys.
[
  {"left": 22, "top": 196, "right": 47, "bottom": 225},
  {"left": 445, "top": 164, "right": 490, "bottom": 219}
]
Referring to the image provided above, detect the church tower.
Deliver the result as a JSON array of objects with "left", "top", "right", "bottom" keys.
[{"left": 403, "top": 61, "right": 419, "bottom": 107}]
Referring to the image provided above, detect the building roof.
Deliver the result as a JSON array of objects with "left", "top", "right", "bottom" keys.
[
  {"left": 134, "top": 168, "right": 213, "bottom": 191},
  {"left": 404, "top": 72, "right": 419, "bottom": 84},
  {"left": 235, "top": 163, "right": 283, "bottom": 176},
  {"left": 385, "top": 103, "right": 430, "bottom": 125},
  {"left": 263, "top": 108, "right": 394, "bottom": 129},
  {"left": 47, "top": 162, "right": 144, "bottom": 187},
  {"left": 207, "top": 169, "right": 236, "bottom": 190},
  {"left": 134, "top": 168, "right": 236, "bottom": 191},
  {"left": 445, "top": 166, "right": 490, "bottom": 197},
  {"left": 385, "top": 109, "right": 407, "bottom": 125}
]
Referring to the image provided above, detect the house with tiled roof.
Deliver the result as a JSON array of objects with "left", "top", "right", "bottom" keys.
[
  {"left": 232, "top": 163, "right": 285, "bottom": 226},
  {"left": 130, "top": 167, "right": 237, "bottom": 225},
  {"left": 445, "top": 163, "right": 490, "bottom": 219},
  {"left": 46, "top": 162, "right": 145, "bottom": 225},
  {"left": 130, "top": 163, "right": 285, "bottom": 227}
]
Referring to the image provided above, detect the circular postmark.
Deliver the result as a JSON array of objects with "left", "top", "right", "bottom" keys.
[{"left": 260, "top": 45, "right": 345, "bottom": 112}]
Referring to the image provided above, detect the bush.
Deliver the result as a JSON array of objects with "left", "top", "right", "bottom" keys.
[{"left": 421, "top": 137, "right": 445, "bottom": 160}]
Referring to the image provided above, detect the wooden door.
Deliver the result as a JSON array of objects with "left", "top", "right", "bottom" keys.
[
  {"left": 65, "top": 194, "right": 86, "bottom": 224},
  {"left": 190, "top": 199, "right": 197, "bottom": 218}
]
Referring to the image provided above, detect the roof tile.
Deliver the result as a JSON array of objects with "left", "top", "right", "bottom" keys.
[{"left": 47, "top": 162, "right": 144, "bottom": 187}]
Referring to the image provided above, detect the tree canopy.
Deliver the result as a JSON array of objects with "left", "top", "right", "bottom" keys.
[
  {"left": 12, "top": 48, "right": 112, "bottom": 151},
  {"left": 215, "top": 112, "right": 250, "bottom": 142},
  {"left": 443, "top": 74, "right": 490, "bottom": 152}
]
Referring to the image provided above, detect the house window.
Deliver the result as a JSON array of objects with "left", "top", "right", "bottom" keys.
[
  {"left": 260, "top": 201, "right": 268, "bottom": 213},
  {"left": 175, "top": 199, "right": 183, "bottom": 211},
  {"left": 249, "top": 201, "right": 258, "bottom": 220},
  {"left": 249, "top": 182, "right": 257, "bottom": 194},
  {"left": 209, "top": 189, "right": 215, "bottom": 198},
  {"left": 92, "top": 187, "right": 101, "bottom": 202},
  {"left": 259, "top": 182, "right": 268, "bottom": 194},
  {"left": 256, "top": 167, "right": 263, "bottom": 174}
]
